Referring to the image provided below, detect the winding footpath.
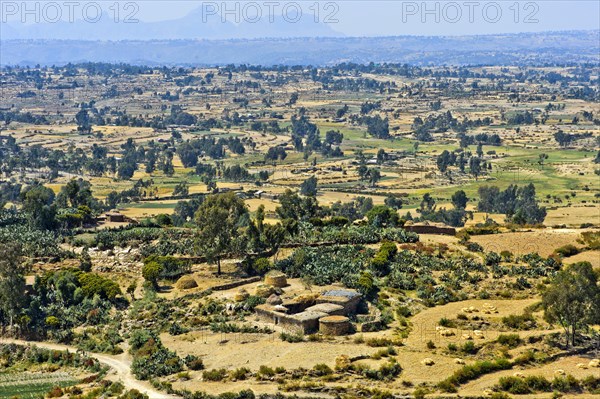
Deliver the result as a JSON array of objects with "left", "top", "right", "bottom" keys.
[{"left": 0, "top": 338, "right": 180, "bottom": 399}]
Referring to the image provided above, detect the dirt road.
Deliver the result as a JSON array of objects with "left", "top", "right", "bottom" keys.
[{"left": 1, "top": 339, "right": 180, "bottom": 399}]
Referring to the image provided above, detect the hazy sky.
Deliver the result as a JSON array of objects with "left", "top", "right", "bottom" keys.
[{"left": 2, "top": 0, "right": 599, "bottom": 36}]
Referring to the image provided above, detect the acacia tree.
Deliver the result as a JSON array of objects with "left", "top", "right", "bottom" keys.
[
  {"left": 542, "top": 262, "right": 600, "bottom": 347},
  {"left": 0, "top": 243, "right": 26, "bottom": 329},
  {"left": 194, "top": 192, "right": 248, "bottom": 275}
]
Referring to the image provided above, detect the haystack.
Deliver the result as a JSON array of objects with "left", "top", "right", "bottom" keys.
[
  {"left": 234, "top": 289, "right": 249, "bottom": 302},
  {"left": 264, "top": 271, "right": 287, "bottom": 287},
  {"left": 255, "top": 284, "right": 275, "bottom": 298},
  {"left": 176, "top": 275, "right": 198, "bottom": 290}
]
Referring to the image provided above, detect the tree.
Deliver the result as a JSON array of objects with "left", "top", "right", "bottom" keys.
[
  {"left": 469, "top": 156, "right": 483, "bottom": 179},
  {"left": 0, "top": 243, "right": 26, "bottom": 328},
  {"left": 451, "top": 190, "right": 468, "bottom": 209},
  {"left": 75, "top": 109, "right": 92, "bottom": 134},
  {"left": 172, "top": 181, "right": 189, "bottom": 197},
  {"left": 325, "top": 130, "right": 343, "bottom": 145},
  {"left": 366, "top": 205, "right": 399, "bottom": 227},
  {"left": 288, "top": 92, "right": 299, "bottom": 106},
  {"left": 118, "top": 162, "right": 136, "bottom": 180},
  {"left": 420, "top": 193, "right": 436, "bottom": 212},
  {"left": 477, "top": 183, "right": 545, "bottom": 225},
  {"left": 79, "top": 247, "right": 92, "bottom": 272},
  {"left": 142, "top": 261, "right": 163, "bottom": 289},
  {"left": 161, "top": 151, "right": 175, "bottom": 176},
  {"left": 554, "top": 130, "right": 572, "bottom": 147},
  {"left": 194, "top": 192, "right": 248, "bottom": 275},
  {"left": 357, "top": 164, "right": 369, "bottom": 181},
  {"left": 384, "top": 195, "right": 403, "bottom": 210},
  {"left": 265, "top": 146, "right": 287, "bottom": 162},
  {"left": 57, "top": 178, "right": 94, "bottom": 208},
  {"left": 300, "top": 176, "right": 318, "bottom": 197},
  {"left": 542, "top": 262, "right": 600, "bottom": 347},
  {"left": 177, "top": 143, "right": 199, "bottom": 168},
  {"left": 364, "top": 115, "right": 390, "bottom": 139},
  {"left": 376, "top": 149, "right": 387, "bottom": 165},
  {"left": 126, "top": 282, "right": 137, "bottom": 300},
  {"left": 21, "top": 185, "right": 56, "bottom": 230},
  {"left": 538, "top": 153, "right": 549, "bottom": 168},
  {"left": 255, "top": 204, "right": 265, "bottom": 233},
  {"left": 436, "top": 150, "right": 452, "bottom": 173},
  {"left": 276, "top": 189, "right": 318, "bottom": 221},
  {"left": 368, "top": 168, "right": 381, "bottom": 187}
]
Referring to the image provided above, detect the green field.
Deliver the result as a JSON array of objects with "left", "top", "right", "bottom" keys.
[{"left": 0, "top": 373, "right": 76, "bottom": 399}]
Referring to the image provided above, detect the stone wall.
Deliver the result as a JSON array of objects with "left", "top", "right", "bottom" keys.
[
  {"left": 403, "top": 225, "right": 456, "bottom": 235},
  {"left": 319, "top": 316, "right": 351, "bottom": 335}
]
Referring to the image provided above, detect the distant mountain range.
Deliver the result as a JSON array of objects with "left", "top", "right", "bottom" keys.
[
  {"left": 1, "top": 30, "right": 598, "bottom": 67},
  {"left": 1, "top": 7, "right": 342, "bottom": 40}
]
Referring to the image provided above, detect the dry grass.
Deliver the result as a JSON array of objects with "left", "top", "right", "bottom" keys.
[
  {"left": 470, "top": 230, "right": 587, "bottom": 257},
  {"left": 459, "top": 355, "right": 600, "bottom": 398}
]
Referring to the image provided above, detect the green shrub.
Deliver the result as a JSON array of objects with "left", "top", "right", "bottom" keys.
[
  {"left": 439, "top": 358, "right": 512, "bottom": 391},
  {"left": 497, "top": 334, "right": 522, "bottom": 348},
  {"left": 144, "top": 255, "right": 191, "bottom": 281},
  {"left": 502, "top": 312, "right": 536, "bottom": 330},
  {"left": 438, "top": 317, "right": 454, "bottom": 328},
  {"left": 371, "top": 241, "right": 398, "bottom": 276},
  {"left": 77, "top": 272, "right": 122, "bottom": 300},
  {"left": 436, "top": 379, "right": 458, "bottom": 393},
  {"left": 500, "top": 250, "right": 513, "bottom": 262},
  {"left": 525, "top": 375, "right": 552, "bottom": 391},
  {"left": 142, "top": 261, "right": 162, "bottom": 288},
  {"left": 155, "top": 214, "right": 173, "bottom": 226},
  {"left": 357, "top": 270, "right": 377, "bottom": 298},
  {"left": 118, "top": 390, "right": 150, "bottom": 399},
  {"left": 231, "top": 367, "right": 251, "bottom": 380},
  {"left": 552, "top": 375, "right": 581, "bottom": 393},
  {"left": 202, "top": 368, "right": 228, "bottom": 381},
  {"left": 461, "top": 341, "right": 478, "bottom": 354},
  {"left": 396, "top": 305, "right": 412, "bottom": 318},
  {"left": 513, "top": 350, "right": 535, "bottom": 365},
  {"left": 252, "top": 258, "right": 272, "bottom": 274},
  {"left": 280, "top": 331, "right": 304, "bottom": 343},
  {"left": 131, "top": 347, "right": 183, "bottom": 380},
  {"left": 365, "top": 337, "right": 402, "bottom": 347},
  {"left": 372, "top": 346, "right": 397, "bottom": 359},
  {"left": 129, "top": 330, "right": 183, "bottom": 380},
  {"left": 169, "top": 323, "right": 188, "bottom": 336},
  {"left": 466, "top": 242, "right": 483, "bottom": 252},
  {"left": 243, "top": 295, "right": 265, "bottom": 310},
  {"left": 108, "top": 381, "right": 125, "bottom": 395},
  {"left": 312, "top": 363, "right": 333, "bottom": 376},
  {"left": 554, "top": 244, "right": 579, "bottom": 257},
  {"left": 413, "top": 387, "right": 430, "bottom": 399},
  {"left": 258, "top": 365, "right": 276, "bottom": 378},
  {"left": 362, "top": 359, "right": 402, "bottom": 381},
  {"left": 581, "top": 375, "right": 600, "bottom": 393},
  {"left": 184, "top": 355, "right": 204, "bottom": 370},
  {"left": 498, "top": 376, "right": 532, "bottom": 394}
]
